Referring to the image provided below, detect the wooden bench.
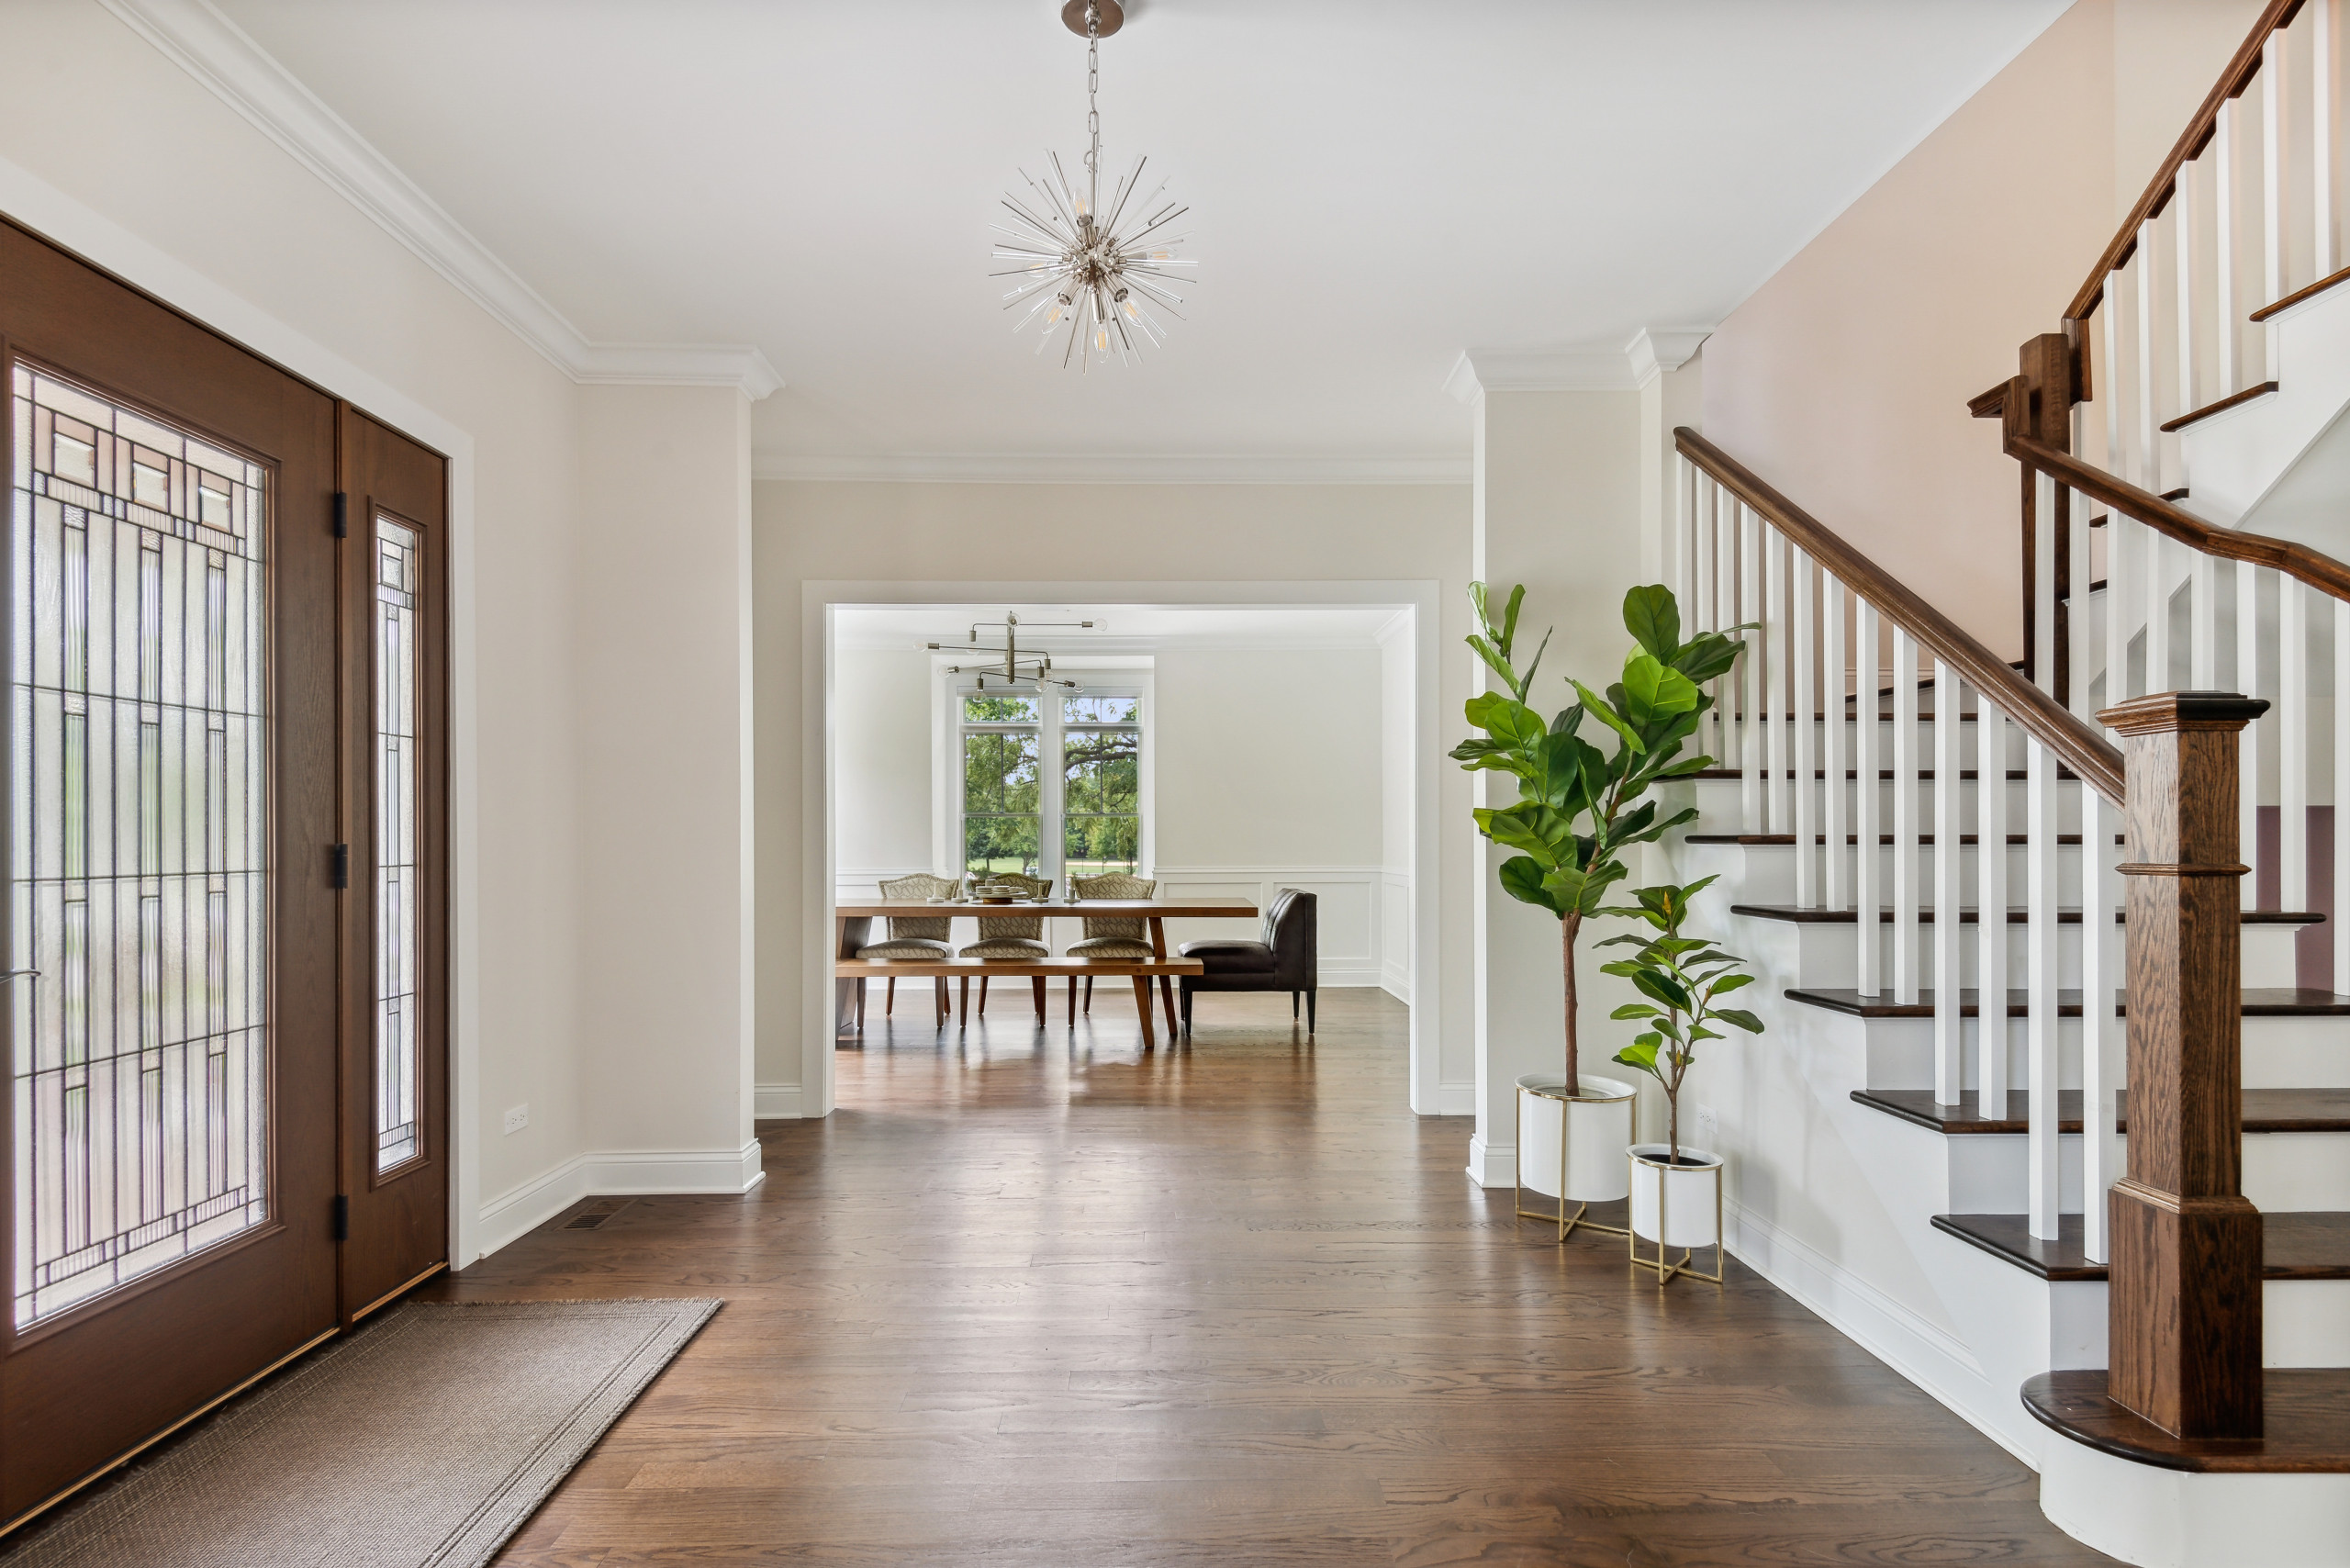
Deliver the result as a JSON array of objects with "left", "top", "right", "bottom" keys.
[{"left": 834, "top": 957, "right": 1204, "bottom": 1047}]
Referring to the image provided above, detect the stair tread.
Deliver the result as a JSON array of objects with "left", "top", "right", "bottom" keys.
[
  {"left": 1850, "top": 1086, "right": 2350, "bottom": 1135},
  {"left": 1733, "top": 903, "right": 2322, "bottom": 925},
  {"left": 1688, "top": 833, "right": 2100, "bottom": 846},
  {"left": 1791, "top": 986, "right": 2350, "bottom": 1019},
  {"left": 1934, "top": 1211, "right": 2350, "bottom": 1282},
  {"left": 2025, "top": 1369, "right": 2350, "bottom": 1473},
  {"left": 1688, "top": 768, "right": 2067, "bottom": 781}
]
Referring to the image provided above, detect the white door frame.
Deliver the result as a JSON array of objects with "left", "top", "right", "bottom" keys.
[{"left": 800, "top": 578, "right": 1443, "bottom": 1118}]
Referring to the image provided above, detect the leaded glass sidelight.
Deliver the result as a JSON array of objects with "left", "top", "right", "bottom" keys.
[
  {"left": 8, "top": 364, "right": 270, "bottom": 1328},
  {"left": 374, "top": 517, "right": 420, "bottom": 1172}
]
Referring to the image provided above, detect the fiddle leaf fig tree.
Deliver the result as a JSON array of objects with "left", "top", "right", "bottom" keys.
[
  {"left": 1598, "top": 875, "right": 1765, "bottom": 1165},
  {"left": 1451, "top": 583, "right": 1749, "bottom": 1094}
]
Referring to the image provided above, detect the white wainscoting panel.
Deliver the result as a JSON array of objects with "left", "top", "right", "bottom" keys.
[{"left": 1380, "top": 868, "right": 1412, "bottom": 1002}]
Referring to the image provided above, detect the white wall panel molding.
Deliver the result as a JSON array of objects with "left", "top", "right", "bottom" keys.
[
  {"left": 476, "top": 1140, "right": 766, "bottom": 1260},
  {"left": 95, "top": 0, "right": 782, "bottom": 399},
  {"left": 755, "top": 452, "right": 1469, "bottom": 485}
]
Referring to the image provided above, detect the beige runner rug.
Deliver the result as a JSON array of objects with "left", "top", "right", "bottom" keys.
[{"left": 1, "top": 1297, "right": 718, "bottom": 1568}]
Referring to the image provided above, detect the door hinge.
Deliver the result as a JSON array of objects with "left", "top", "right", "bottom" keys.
[
  {"left": 330, "top": 844, "right": 350, "bottom": 890},
  {"left": 333, "top": 491, "right": 349, "bottom": 538},
  {"left": 331, "top": 1194, "right": 350, "bottom": 1241}
]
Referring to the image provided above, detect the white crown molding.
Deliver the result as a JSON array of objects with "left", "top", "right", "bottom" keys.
[
  {"left": 1445, "top": 327, "right": 1718, "bottom": 404},
  {"left": 96, "top": 0, "right": 781, "bottom": 401},
  {"left": 754, "top": 451, "right": 1470, "bottom": 485},
  {"left": 1625, "top": 326, "right": 1713, "bottom": 388}
]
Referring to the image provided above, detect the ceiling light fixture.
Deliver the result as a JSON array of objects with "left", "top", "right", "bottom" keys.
[
  {"left": 990, "top": 0, "right": 1195, "bottom": 370},
  {"left": 929, "top": 612, "right": 1096, "bottom": 692}
]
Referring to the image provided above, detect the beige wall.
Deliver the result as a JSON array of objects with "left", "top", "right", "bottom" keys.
[
  {"left": 1701, "top": 0, "right": 2119, "bottom": 658},
  {"left": 755, "top": 478, "right": 1474, "bottom": 1111},
  {"left": 0, "top": 2, "right": 767, "bottom": 1258}
]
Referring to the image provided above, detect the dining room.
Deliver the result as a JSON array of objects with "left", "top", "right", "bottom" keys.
[{"left": 821, "top": 599, "right": 1425, "bottom": 1087}]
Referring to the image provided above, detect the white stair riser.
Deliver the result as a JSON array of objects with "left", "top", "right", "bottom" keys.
[
  {"left": 2046, "top": 1279, "right": 2350, "bottom": 1369},
  {"left": 1715, "top": 840, "right": 2087, "bottom": 908},
  {"left": 1694, "top": 776, "right": 2087, "bottom": 831},
  {"left": 1935, "top": 1130, "right": 2350, "bottom": 1213},
  {"left": 2244, "top": 1018, "right": 2350, "bottom": 1088}
]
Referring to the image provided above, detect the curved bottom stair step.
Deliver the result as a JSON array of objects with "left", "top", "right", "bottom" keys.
[
  {"left": 1734, "top": 903, "right": 2323, "bottom": 926},
  {"left": 1789, "top": 986, "right": 2350, "bottom": 1019},
  {"left": 2026, "top": 1368, "right": 2350, "bottom": 1473},
  {"left": 1932, "top": 1211, "right": 2350, "bottom": 1282},
  {"left": 1851, "top": 1086, "right": 2350, "bottom": 1135}
]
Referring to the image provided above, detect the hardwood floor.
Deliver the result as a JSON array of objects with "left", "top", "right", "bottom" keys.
[{"left": 436, "top": 989, "right": 2114, "bottom": 1565}]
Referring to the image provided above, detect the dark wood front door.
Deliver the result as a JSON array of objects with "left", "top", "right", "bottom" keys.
[{"left": 0, "top": 221, "right": 450, "bottom": 1528}]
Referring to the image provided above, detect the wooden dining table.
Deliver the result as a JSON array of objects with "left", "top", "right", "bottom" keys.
[{"left": 834, "top": 898, "right": 1260, "bottom": 1037}]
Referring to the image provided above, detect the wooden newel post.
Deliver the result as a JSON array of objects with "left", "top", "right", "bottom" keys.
[{"left": 2096, "top": 692, "right": 2267, "bottom": 1439}]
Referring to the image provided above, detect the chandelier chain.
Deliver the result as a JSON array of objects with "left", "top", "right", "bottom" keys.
[{"left": 1085, "top": 5, "right": 1102, "bottom": 192}]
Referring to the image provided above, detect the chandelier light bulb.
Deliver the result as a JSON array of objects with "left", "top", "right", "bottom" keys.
[{"left": 989, "top": 0, "right": 1196, "bottom": 370}]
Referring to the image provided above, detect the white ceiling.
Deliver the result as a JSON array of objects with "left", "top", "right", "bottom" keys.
[
  {"left": 204, "top": 0, "right": 2069, "bottom": 473},
  {"left": 834, "top": 602, "right": 1406, "bottom": 652}
]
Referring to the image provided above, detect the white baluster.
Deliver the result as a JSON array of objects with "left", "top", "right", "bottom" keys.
[
  {"left": 1716, "top": 481, "right": 1739, "bottom": 768},
  {"left": 1978, "top": 703, "right": 2010, "bottom": 1108},
  {"left": 2026, "top": 735, "right": 2062, "bottom": 1239},
  {"left": 2036, "top": 470, "right": 2059, "bottom": 694},
  {"left": 1855, "top": 599, "right": 1884, "bottom": 995},
  {"left": 2218, "top": 95, "right": 2242, "bottom": 398},
  {"left": 1893, "top": 628, "right": 1921, "bottom": 1006},
  {"left": 1767, "top": 530, "right": 1789, "bottom": 835},
  {"left": 2103, "top": 277, "right": 2127, "bottom": 479},
  {"left": 1933, "top": 662, "right": 1963, "bottom": 1103},
  {"left": 1741, "top": 501, "right": 1762, "bottom": 833},
  {"left": 2147, "top": 520, "right": 2171, "bottom": 692},
  {"left": 2335, "top": 597, "right": 2349, "bottom": 992},
  {"left": 2135, "top": 228, "right": 2161, "bottom": 488},
  {"left": 2242, "top": 560, "right": 2264, "bottom": 910},
  {"left": 2316, "top": 0, "right": 2337, "bottom": 278},
  {"left": 1674, "top": 456, "right": 1694, "bottom": 630},
  {"left": 1825, "top": 576, "right": 1850, "bottom": 912},
  {"left": 2266, "top": 32, "right": 2288, "bottom": 318},
  {"left": 1794, "top": 549, "right": 1818, "bottom": 906},
  {"left": 2073, "top": 486, "right": 2099, "bottom": 714},
  {"left": 1694, "top": 476, "right": 1717, "bottom": 759},
  {"left": 2285, "top": 575, "right": 2310, "bottom": 913},
  {"left": 2193, "top": 547, "right": 2219, "bottom": 689},
  {"left": 2176, "top": 165, "right": 2199, "bottom": 420},
  {"left": 2082, "top": 787, "right": 2121, "bottom": 1264}
]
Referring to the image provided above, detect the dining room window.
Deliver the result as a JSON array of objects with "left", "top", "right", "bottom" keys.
[{"left": 957, "top": 686, "right": 1145, "bottom": 880}]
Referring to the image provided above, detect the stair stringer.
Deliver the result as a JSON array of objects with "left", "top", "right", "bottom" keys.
[{"left": 1673, "top": 840, "right": 2102, "bottom": 1466}]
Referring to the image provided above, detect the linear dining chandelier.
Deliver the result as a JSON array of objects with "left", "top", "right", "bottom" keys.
[
  {"left": 990, "top": 0, "right": 1195, "bottom": 369},
  {"left": 928, "top": 612, "right": 1096, "bottom": 693}
]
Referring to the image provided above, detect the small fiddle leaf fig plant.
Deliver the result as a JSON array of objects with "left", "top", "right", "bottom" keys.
[
  {"left": 1451, "top": 583, "right": 1749, "bottom": 1094},
  {"left": 1598, "top": 875, "right": 1764, "bottom": 1165}
]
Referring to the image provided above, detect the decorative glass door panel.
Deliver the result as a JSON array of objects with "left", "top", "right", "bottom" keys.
[
  {"left": 372, "top": 515, "right": 418, "bottom": 1173},
  {"left": 7, "top": 364, "right": 270, "bottom": 1329}
]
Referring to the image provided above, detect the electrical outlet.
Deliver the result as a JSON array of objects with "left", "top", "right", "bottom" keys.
[
  {"left": 1694, "top": 1102, "right": 1719, "bottom": 1149},
  {"left": 502, "top": 1103, "right": 529, "bottom": 1136}
]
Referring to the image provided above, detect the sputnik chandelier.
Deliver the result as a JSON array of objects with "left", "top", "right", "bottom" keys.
[
  {"left": 991, "top": 0, "right": 1195, "bottom": 369},
  {"left": 928, "top": 612, "right": 1096, "bottom": 693}
]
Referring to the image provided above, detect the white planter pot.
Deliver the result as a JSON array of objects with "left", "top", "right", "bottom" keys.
[
  {"left": 1515, "top": 1074, "right": 1636, "bottom": 1201},
  {"left": 1628, "top": 1143, "right": 1724, "bottom": 1249}
]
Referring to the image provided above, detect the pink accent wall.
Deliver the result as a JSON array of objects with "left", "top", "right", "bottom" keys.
[{"left": 1700, "top": 1, "right": 2119, "bottom": 661}]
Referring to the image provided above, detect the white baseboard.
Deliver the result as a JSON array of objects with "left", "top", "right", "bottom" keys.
[
  {"left": 1724, "top": 1200, "right": 2028, "bottom": 1466},
  {"left": 475, "top": 1138, "right": 766, "bottom": 1261},
  {"left": 755, "top": 1082, "right": 804, "bottom": 1119},
  {"left": 1380, "top": 960, "right": 1412, "bottom": 1004},
  {"left": 1438, "top": 1081, "right": 1475, "bottom": 1115},
  {"left": 1318, "top": 962, "right": 1383, "bottom": 987},
  {"left": 1465, "top": 1133, "right": 1516, "bottom": 1188}
]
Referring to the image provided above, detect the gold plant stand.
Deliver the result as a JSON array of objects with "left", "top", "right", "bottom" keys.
[
  {"left": 1627, "top": 1148, "right": 1725, "bottom": 1287},
  {"left": 1513, "top": 1080, "right": 1633, "bottom": 1244}
]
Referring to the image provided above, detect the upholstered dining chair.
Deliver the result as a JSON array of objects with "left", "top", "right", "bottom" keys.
[
  {"left": 959, "top": 871, "right": 1053, "bottom": 1024},
  {"left": 1067, "top": 871, "right": 1156, "bottom": 1016},
  {"left": 856, "top": 871, "right": 959, "bottom": 1028}
]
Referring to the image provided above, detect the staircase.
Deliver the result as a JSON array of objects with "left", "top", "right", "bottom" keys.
[{"left": 1651, "top": 9, "right": 2350, "bottom": 1557}]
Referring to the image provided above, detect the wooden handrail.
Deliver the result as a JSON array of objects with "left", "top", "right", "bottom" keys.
[
  {"left": 1676, "top": 427, "right": 2124, "bottom": 803},
  {"left": 2005, "top": 433, "right": 2350, "bottom": 604},
  {"left": 2065, "top": 0, "right": 2303, "bottom": 323}
]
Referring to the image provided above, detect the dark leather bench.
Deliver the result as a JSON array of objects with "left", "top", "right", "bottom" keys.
[{"left": 1176, "top": 887, "right": 1317, "bottom": 1033}]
